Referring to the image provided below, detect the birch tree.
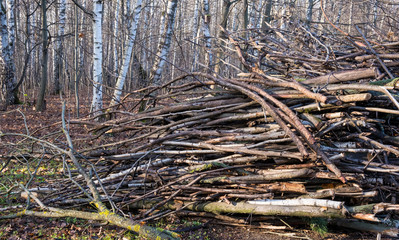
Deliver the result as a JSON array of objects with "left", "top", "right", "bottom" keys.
[
  {"left": 91, "top": 0, "right": 104, "bottom": 119},
  {"left": 148, "top": 0, "right": 178, "bottom": 86},
  {"left": 53, "top": 0, "right": 66, "bottom": 95},
  {"left": 191, "top": 0, "right": 200, "bottom": 72},
  {"left": 202, "top": 0, "right": 212, "bottom": 71},
  {"left": 109, "top": 0, "right": 142, "bottom": 108},
  {"left": 113, "top": 0, "right": 120, "bottom": 72},
  {"left": 0, "top": 0, "right": 18, "bottom": 105}
]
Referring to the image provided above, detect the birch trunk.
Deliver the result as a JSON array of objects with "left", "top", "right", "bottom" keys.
[
  {"left": 348, "top": 0, "right": 353, "bottom": 34},
  {"left": 148, "top": 0, "right": 178, "bottom": 86},
  {"left": 202, "top": 0, "right": 212, "bottom": 72},
  {"left": 113, "top": 0, "right": 120, "bottom": 72},
  {"left": 109, "top": 0, "right": 142, "bottom": 107},
  {"left": 0, "top": 0, "right": 18, "bottom": 105},
  {"left": 191, "top": 0, "right": 200, "bottom": 72},
  {"left": 53, "top": 0, "right": 66, "bottom": 95},
  {"left": 91, "top": 0, "right": 104, "bottom": 119}
]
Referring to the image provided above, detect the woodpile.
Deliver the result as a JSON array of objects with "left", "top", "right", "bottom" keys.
[{"left": 2, "top": 25, "right": 399, "bottom": 238}]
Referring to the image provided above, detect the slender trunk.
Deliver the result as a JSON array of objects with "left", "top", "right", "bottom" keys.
[
  {"left": 1, "top": 0, "right": 18, "bottom": 105},
  {"left": 317, "top": 0, "right": 326, "bottom": 33},
  {"left": 306, "top": 0, "right": 314, "bottom": 27},
  {"left": 261, "top": 0, "right": 272, "bottom": 32},
  {"left": 251, "top": 0, "right": 262, "bottom": 29},
  {"left": 243, "top": 0, "right": 249, "bottom": 31},
  {"left": 148, "top": 0, "right": 178, "bottom": 86},
  {"left": 373, "top": 0, "right": 378, "bottom": 27},
  {"left": 74, "top": 3, "right": 80, "bottom": 117},
  {"left": 335, "top": 1, "right": 342, "bottom": 24},
  {"left": 91, "top": 0, "right": 104, "bottom": 119},
  {"left": 53, "top": 0, "right": 66, "bottom": 95},
  {"left": 202, "top": 0, "right": 212, "bottom": 72},
  {"left": 113, "top": 0, "right": 120, "bottom": 72},
  {"left": 109, "top": 0, "right": 142, "bottom": 107},
  {"left": 215, "top": 0, "right": 232, "bottom": 75},
  {"left": 349, "top": 0, "right": 353, "bottom": 34},
  {"left": 191, "top": 0, "right": 200, "bottom": 72},
  {"left": 36, "top": 0, "right": 48, "bottom": 111}
]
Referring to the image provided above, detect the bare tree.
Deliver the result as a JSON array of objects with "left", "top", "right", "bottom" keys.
[
  {"left": 148, "top": 0, "right": 178, "bottom": 86},
  {"left": 35, "top": 0, "right": 48, "bottom": 111},
  {"left": 53, "top": 0, "right": 66, "bottom": 95},
  {"left": 91, "top": 0, "right": 104, "bottom": 119},
  {"left": 109, "top": 0, "right": 143, "bottom": 108},
  {"left": 0, "top": 0, "right": 18, "bottom": 106},
  {"left": 202, "top": 0, "right": 212, "bottom": 71}
]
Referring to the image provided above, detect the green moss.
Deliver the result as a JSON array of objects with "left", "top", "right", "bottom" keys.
[{"left": 309, "top": 217, "right": 328, "bottom": 237}]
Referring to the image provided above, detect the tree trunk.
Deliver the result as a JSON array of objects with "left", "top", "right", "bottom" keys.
[
  {"left": 373, "top": 0, "right": 378, "bottom": 26},
  {"left": 109, "top": 0, "right": 142, "bottom": 108},
  {"left": 91, "top": 0, "right": 104, "bottom": 120},
  {"left": 113, "top": 0, "right": 120, "bottom": 73},
  {"left": 348, "top": 0, "right": 353, "bottom": 34},
  {"left": 0, "top": 0, "right": 18, "bottom": 105},
  {"left": 306, "top": 0, "right": 314, "bottom": 27},
  {"left": 214, "top": 0, "right": 233, "bottom": 75},
  {"left": 335, "top": 0, "right": 342, "bottom": 24},
  {"left": 148, "top": 0, "right": 178, "bottom": 86},
  {"left": 53, "top": 0, "right": 66, "bottom": 95},
  {"left": 191, "top": 0, "right": 200, "bottom": 72},
  {"left": 243, "top": 0, "right": 249, "bottom": 32},
  {"left": 74, "top": 3, "right": 80, "bottom": 117},
  {"left": 261, "top": 0, "right": 273, "bottom": 32},
  {"left": 35, "top": 0, "right": 48, "bottom": 111},
  {"left": 202, "top": 0, "right": 212, "bottom": 72}
]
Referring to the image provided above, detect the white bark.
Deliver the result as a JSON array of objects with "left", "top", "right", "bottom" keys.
[
  {"left": 202, "top": 0, "right": 212, "bottom": 71},
  {"left": 248, "top": 199, "right": 344, "bottom": 210},
  {"left": 191, "top": 0, "right": 200, "bottom": 44},
  {"left": 113, "top": 0, "right": 120, "bottom": 72},
  {"left": 191, "top": 0, "right": 200, "bottom": 72},
  {"left": 0, "top": 0, "right": 17, "bottom": 104},
  {"left": 148, "top": 0, "right": 178, "bottom": 85},
  {"left": 91, "top": 0, "right": 104, "bottom": 117},
  {"left": 110, "top": 0, "right": 143, "bottom": 107}
]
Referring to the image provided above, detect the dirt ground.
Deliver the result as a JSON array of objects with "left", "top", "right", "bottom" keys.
[{"left": 0, "top": 216, "right": 382, "bottom": 240}]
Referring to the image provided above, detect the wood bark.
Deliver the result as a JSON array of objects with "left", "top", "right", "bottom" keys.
[
  {"left": 35, "top": 0, "right": 48, "bottom": 112},
  {"left": 91, "top": 0, "right": 104, "bottom": 119}
]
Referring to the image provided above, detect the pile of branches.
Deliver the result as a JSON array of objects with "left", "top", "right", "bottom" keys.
[{"left": 2, "top": 25, "right": 399, "bottom": 239}]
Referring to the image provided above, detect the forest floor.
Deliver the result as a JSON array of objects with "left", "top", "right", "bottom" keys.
[{"left": 0, "top": 95, "right": 386, "bottom": 239}]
